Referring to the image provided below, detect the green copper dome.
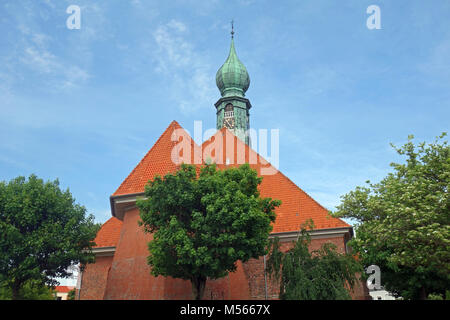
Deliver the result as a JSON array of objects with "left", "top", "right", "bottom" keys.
[{"left": 216, "top": 38, "right": 250, "bottom": 97}]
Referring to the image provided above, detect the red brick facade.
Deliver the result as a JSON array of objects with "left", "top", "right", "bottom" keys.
[
  {"left": 79, "top": 209, "right": 368, "bottom": 300},
  {"left": 79, "top": 255, "right": 113, "bottom": 300},
  {"left": 79, "top": 122, "right": 369, "bottom": 300}
]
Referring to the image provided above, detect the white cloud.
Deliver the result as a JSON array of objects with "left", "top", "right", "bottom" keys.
[
  {"left": 153, "top": 20, "right": 194, "bottom": 72},
  {"left": 131, "top": 0, "right": 142, "bottom": 6},
  {"left": 19, "top": 40, "right": 91, "bottom": 91},
  {"left": 42, "top": 0, "right": 55, "bottom": 9},
  {"left": 151, "top": 20, "right": 217, "bottom": 114},
  {"left": 62, "top": 66, "right": 91, "bottom": 89},
  {"left": 1, "top": 7, "right": 92, "bottom": 94},
  {"left": 22, "top": 46, "right": 58, "bottom": 74},
  {"left": 167, "top": 19, "right": 187, "bottom": 33}
]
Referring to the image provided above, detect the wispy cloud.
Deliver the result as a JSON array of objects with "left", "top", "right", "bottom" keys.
[
  {"left": 153, "top": 21, "right": 193, "bottom": 73},
  {"left": 0, "top": 5, "right": 92, "bottom": 94},
  {"left": 151, "top": 20, "right": 217, "bottom": 114},
  {"left": 21, "top": 31, "right": 91, "bottom": 90},
  {"left": 22, "top": 46, "right": 57, "bottom": 74},
  {"left": 130, "top": 0, "right": 142, "bottom": 7}
]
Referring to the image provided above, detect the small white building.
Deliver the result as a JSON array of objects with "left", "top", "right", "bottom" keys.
[
  {"left": 369, "top": 287, "right": 397, "bottom": 300},
  {"left": 54, "top": 286, "right": 75, "bottom": 300}
]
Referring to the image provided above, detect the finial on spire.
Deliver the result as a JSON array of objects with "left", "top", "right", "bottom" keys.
[{"left": 231, "top": 19, "right": 234, "bottom": 39}]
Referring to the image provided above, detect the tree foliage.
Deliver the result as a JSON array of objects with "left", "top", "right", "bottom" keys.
[
  {"left": 0, "top": 175, "right": 99, "bottom": 299},
  {"left": 333, "top": 133, "right": 450, "bottom": 299},
  {"left": 137, "top": 163, "right": 280, "bottom": 300},
  {"left": 266, "top": 220, "right": 363, "bottom": 300},
  {"left": 67, "top": 288, "right": 76, "bottom": 300},
  {"left": 0, "top": 277, "right": 55, "bottom": 300}
]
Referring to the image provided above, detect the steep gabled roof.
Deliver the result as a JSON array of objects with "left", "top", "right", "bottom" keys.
[
  {"left": 113, "top": 120, "right": 201, "bottom": 196},
  {"left": 109, "top": 121, "right": 349, "bottom": 235},
  {"left": 201, "top": 128, "right": 349, "bottom": 232}
]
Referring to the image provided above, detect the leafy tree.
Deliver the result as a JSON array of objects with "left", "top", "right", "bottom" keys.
[
  {"left": 427, "top": 293, "right": 444, "bottom": 300},
  {"left": 333, "top": 133, "right": 450, "bottom": 299},
  {"left": 0, "top": 175, "right": 99, "bottom": 300},
  {"left": 137, "top": 163, "right": 280, "bottom": 300},
  {"left": 0, "top": 277, "right": 55, "bottom": 300},
  {"left": 67, "top": 288, "right": 76, "bottom": 300},
  {"left": 266, "top": 220, "right": 363, "bottom": 300}
]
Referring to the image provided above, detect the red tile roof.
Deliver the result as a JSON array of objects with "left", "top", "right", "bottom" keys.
[
  {"left": 93, "top": 217, "right": 122, "bottom": 248},
  {"left": 55, "top": 286, "right": 75, "bottom": 293},
  {"left": 102, "top": 121, "right": 348, "bottom": 246},
  {"left": 113, "top": 121, "right": 201, "bottom": 196},
  {"left": 201, "top": 128, "right": 349, "bottom": 232}
]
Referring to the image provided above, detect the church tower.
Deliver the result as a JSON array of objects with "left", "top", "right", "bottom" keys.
[{"left": 215, "top": 24, "right": 252, "bottom": 145}]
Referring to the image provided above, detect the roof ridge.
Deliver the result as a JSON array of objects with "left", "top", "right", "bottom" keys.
[
  {"left": 274, "top": 169, "right": 350, "bottom": 227},
  {"left": 201, "top": 128, "right": 349, "bottom": 228},
  {"left": 111, "top": 124, "right": 350, "bottom": 231},
  {"left": 102, "top": 216, "right": 122, "bottom": 227},
  {"left": 112, "top": 121, "right": 181, "bottom": 196}
]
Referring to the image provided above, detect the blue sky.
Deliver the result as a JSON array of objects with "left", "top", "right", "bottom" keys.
[{"left": 1, "top": 0, "right": 449, "bottom": 226}]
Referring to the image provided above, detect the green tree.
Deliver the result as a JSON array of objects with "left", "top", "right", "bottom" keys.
[
  {"left": 266, "top": 220, "right": 363, "bottom": 300},
  {"left": 67, "top": 288, "right": 76, "bottom": 300},
  {"left": 0, "top": 278, "right": 55, "bottom": 300},
  {"left": 333, "top": 133, "right": 450, "bottom": 299},
  {"left": 0, "top": 175, "right": 99, "bottom": 300},
  {"left": 137, "top": 163, "right": 280, "bottom": 300}
]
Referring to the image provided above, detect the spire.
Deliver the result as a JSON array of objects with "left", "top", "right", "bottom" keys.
[
  {"left": 231, "top": 19, "right": 234, "bottom": 39},
  {"left": 215, "top": 24, "right": 250, "bottom": 98},
  {"left": 214, "top": 27, "right": 252, "bottom": 145}
]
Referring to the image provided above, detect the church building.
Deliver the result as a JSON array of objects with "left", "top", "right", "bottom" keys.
[{"left": 77, "top": 31, "right": 368, "bottom": 300}]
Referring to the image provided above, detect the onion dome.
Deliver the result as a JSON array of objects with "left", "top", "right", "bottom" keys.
[{"left": 215, "top": 37, "right": 250, "bottom": 98}]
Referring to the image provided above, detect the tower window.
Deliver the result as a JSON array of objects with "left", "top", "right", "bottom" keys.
[
  {"left": 224, "top": 104, "right": 234, "bottom": 118},
  {"left": 225, "top": 104, "right": 234, "bottom": 112}
]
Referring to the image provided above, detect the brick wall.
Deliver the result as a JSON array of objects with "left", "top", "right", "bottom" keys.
[
  {"left": 239, "top": 236, "right": 352, "bottom": 300},
  {"left": 79, "top": 255, "right": 113, "bottom": 300},
  {"left": 103, "top": 207, "right": 167, "bottom": 299},
  {"left": 81, "top": 207, "right": 368, "bottom": 300}
]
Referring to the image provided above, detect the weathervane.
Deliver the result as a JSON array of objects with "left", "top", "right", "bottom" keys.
[{"left": 231, "top": 19, "right": 234, "bottom": 39}]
